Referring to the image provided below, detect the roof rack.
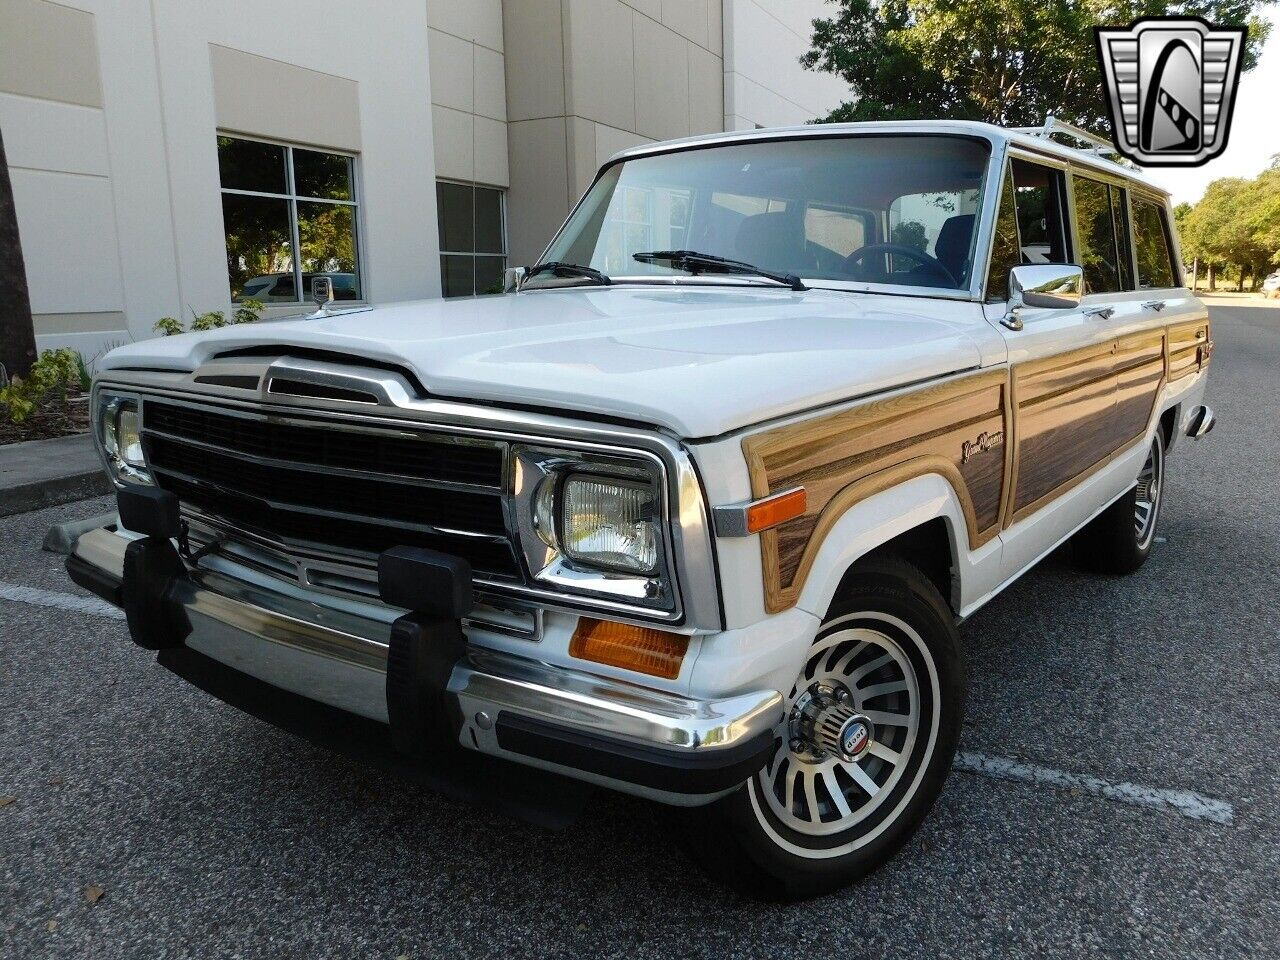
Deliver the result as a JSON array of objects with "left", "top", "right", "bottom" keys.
[{"left": 1011, "top": 115, "right": 1119, "bottom": 157}]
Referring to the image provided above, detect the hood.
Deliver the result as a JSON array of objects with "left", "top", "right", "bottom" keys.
[{"left": 99, "top": 287, "right": 989, "bottom": 437}]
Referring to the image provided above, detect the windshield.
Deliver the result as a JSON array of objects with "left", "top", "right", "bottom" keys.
[{"left": 540, "top": 135, "right": 991, "bottom": 291}]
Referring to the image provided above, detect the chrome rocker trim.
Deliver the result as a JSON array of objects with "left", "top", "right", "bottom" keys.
[{"left": 69, "top": 527, "right": 782, "bottom": 806}]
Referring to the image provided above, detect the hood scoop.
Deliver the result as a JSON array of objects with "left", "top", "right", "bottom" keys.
[
  {"left": 188, "top": 354, "right": 421, "bottom": 408},
  {"left": 266, "top": 376, "right": 379, "bottom": 404}
]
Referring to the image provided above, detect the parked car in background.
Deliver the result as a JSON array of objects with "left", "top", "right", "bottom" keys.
[
  {"left": 68, "top": 119, "right": 1215, "bottom": 900},
  {"left": 1263, "top": 270, "right": 1280, "bottom": 299},
  {"left": 240, "top": 272, "right": 359, "bottom": 302}
]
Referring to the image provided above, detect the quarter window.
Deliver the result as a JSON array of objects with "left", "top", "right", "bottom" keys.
[
  {"left": 438, "top": 182, "right": 508, "bottom": 297},
  {"left": 218, "top": 136, "right": 361, "bottom": 303},
  {"left": 1131, "top": 196, "right": 1179, "bottom": 289},
  {"left": 1074, "top": 176, "right": 1127, "bottom": 294}
]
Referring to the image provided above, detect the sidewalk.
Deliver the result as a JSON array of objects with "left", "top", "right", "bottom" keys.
[{"left": 0, "top": 434, "right": 111, "bottom": 517}]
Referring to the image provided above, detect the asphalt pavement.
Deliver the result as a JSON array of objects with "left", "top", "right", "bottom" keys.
[{"left": 2, "top": 302, "right": 1277, "bottom": 959}]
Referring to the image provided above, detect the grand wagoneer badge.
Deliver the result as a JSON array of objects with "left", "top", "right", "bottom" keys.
[{"left": 1095, "top": 17, "right": 1246, "bottom": 166}]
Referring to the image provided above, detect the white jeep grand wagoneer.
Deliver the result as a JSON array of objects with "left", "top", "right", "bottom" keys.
[{"left": 69, "top": 119, "right": 1215, "bottom": 900}]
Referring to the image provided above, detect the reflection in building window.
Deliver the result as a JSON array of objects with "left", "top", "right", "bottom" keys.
[{"left": 217, "top": 136, "right": 361, "bottom": 303}]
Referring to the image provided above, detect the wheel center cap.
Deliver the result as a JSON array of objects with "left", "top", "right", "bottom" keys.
[
  {"left": 838, "top": 716, "right": 872, "bottom": 760},
  {"left": 791, "top": 684, "right": 875, "bottom": 762}
]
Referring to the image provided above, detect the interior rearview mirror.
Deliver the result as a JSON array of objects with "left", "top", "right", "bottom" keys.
[{"left": 1003, "top": 264, "right": 1084, "bottom": 330}]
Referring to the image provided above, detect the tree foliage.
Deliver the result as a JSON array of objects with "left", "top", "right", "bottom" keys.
[
  {"left": 802, "top": 0, "right": 1275, "bottom": 135},
  {"left": 1179, "top": 157, "right": 1280, "bottom": 287}
]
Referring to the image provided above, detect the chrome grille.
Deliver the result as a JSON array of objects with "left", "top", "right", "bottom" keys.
[{"left": 141, "top": 400, "right": 519, "bottom": 580}]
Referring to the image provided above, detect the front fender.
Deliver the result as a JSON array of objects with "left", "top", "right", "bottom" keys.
[{"left": 794, "top": 472, "right": 1002, "bottom": 619}]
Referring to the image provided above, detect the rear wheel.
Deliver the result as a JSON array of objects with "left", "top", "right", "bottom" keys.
[
  {"left": 1073, "top": 432, "right": 1165, "bottom": 574},
  {"left": 679, "top": 558, "right": 965, "bottom": 901}
]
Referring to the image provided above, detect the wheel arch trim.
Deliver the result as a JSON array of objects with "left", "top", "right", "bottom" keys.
[{"left": 794, "top": 472, "right": 990, "bottom": 620}]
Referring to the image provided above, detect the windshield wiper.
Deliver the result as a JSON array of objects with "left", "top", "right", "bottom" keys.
[
  {"left": 523, "top": 261, "right": 612, "bottom": 286},
  {"left": 632, "top": 250, "right": 808, "bottom": 291}
]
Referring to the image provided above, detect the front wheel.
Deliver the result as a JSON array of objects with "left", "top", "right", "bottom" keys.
[
  {"left": 679, "top": 558, "right": 965, "bottom": 901},
  {"left": 1072, "top": 431, "right": 1165, "bottom": 575}
]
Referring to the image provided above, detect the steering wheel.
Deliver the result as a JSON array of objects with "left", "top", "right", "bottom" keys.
[{"left": 842, "top": 243, "right": 957, "bottom": 287}]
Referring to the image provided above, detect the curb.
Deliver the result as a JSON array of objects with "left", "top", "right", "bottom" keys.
[
  {"left": 0, "top": 434, "right": 113, "bottom": 518},
  {"left": 2, "top": 471, "right": 112, "bottom": 518}
]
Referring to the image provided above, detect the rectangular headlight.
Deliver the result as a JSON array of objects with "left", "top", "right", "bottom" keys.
[
  {"left": 97, "top": 393, "right": 151, "bottom": 485},
  {"left": 559, "top": 474, "right": 658, "bottom": 575}
]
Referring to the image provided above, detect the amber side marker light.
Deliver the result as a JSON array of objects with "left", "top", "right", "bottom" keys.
[
  {"left": 745, "top": 487, "right": 807, "bottom": 533},
  {"left": 569, "top": 618, "right": 690, "bottom": 680}
]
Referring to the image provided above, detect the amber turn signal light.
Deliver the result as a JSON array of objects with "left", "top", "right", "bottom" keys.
[
  {"left": 569, "top": 618, "right": 689, "bottom": 680},
  {"left": 745, "top": 487, "right": 807, "bottom": 533}
]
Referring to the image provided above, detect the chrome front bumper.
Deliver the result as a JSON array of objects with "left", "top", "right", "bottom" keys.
[{"left": 69, "top": 527, "right": 782, "bottom": 805}]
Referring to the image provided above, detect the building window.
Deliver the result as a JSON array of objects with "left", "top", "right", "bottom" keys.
[
  {"left": 437, "top": 182, "right": 506, "bottom": 297},
  {"left": 218, "top": 135, "right": 362, "bottom": 303}
]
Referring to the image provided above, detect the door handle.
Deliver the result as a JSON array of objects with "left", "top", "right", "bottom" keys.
[
  {"left": 1142, "top": 300, "right": 1167, "bottom": 311},
  {"left": 1083, "top": 306, "right": 1115, "bottom": 320}
]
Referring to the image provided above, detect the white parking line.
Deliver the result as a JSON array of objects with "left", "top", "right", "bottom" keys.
[
  {"left": 954, "top": 751, "right": 1234, "bottom": 824},
  {"left": 0, "top": 579, "right": 125, "bottom": 621},
  {"left": 0, "top": 580, "right": 1240, "bottom": 826}
]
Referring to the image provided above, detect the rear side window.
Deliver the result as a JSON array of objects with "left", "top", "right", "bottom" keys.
[
  {"left": 1073, "top": 176, "right": 1127, "bottom": 294},
  {"left": 1131, "top": 196, "right": 1179, "bottom": 289}
]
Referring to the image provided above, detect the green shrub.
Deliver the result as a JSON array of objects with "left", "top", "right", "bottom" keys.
[
  {"left": 154, "top": 300, "right": 261, "bottom": 336},
  {"left": 0, "top": 348, "right": 84, "bottom": 424},
  {"left": 233, "top": 298, "right": 264, "bottom": 324}
]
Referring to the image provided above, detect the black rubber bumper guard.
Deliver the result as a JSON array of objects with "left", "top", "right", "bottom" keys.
[{"left": 65, "top": 484, "right": 774, "bottom": 820}]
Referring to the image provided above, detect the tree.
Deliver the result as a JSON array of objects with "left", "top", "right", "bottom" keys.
[
  {"left": 802, "top": 0, "right": 1275, "bottom": 136},
  {"left": 0, "top": 127, "right": 37, "bottom": 380},
  {"left": 1182, "top": 173, "right": 1278, "bottom": 290}
]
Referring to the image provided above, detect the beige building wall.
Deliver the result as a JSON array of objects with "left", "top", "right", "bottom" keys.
[
  {"left": 427, "top": 0, "right": 510, "bottom": 190},
  {"left": 0, "top": 0, "right": 129, "bottom": 360},
  {"left": 1, "top": 0, "right": 441, "bottom": 361},
  {"left": 723, "top": 0, "right": 847, "bottom": 130},
  {"left": 502, "top": 0, "right": 725, "bottom": 265}
]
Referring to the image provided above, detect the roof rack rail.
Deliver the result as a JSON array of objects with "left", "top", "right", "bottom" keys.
[{"left": 1011, "top": 115, "right": 1118, "bottom": 156}]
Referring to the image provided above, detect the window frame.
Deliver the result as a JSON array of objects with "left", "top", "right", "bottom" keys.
[
  {"left": 542, "top": 131, "right": 1000, "bottom": 303},
  {"left": 437, "top": 179, "right": 509, "bottom": 297},
  {"left": 1128, "top": 189, "right": 1185, "bottom": 290},
  {"left": 982, "top": 151, "right": 1075, "bottom": 301},
  {"left": 1070, "top": 173, "right": 1132, "bottom": 296},
  {"left": 217, "top": 132, "right": 365, "bottom": 305}
]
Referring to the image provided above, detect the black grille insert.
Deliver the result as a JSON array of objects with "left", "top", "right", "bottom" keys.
[
  {"left": 162, "top": 475, "right": 519, "bottom": 577},
  {"left": 144, "top": 401, "right": 503, "bottom": 488},
  {"left": 141, "top": 400, "right": 518, "bottom": 580}
]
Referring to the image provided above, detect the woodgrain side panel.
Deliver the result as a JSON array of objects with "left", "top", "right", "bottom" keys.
[
  {"left": 1168, "top": 320, "right": 1211, "bottom": 383},
  {"left": 1011, "top": 342, "right": 1118, "bottom": 514},
  {"left": 742, "top": 319, "right": 1199, "bottom": 614},
  {"left": 1112, "top": 331, "right": 1166, "bottom": 450},
  {"left": 1010, "top": 331, "right": 1166, "bottom": 523},
  {"left": 743, "top": 369, "right": 1009, "bottom": 613}
]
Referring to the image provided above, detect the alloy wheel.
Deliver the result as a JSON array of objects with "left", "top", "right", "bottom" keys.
[
  {"left": 750, "top": 612, "right": 939, "bottom": 856},
  {"left": 1134, "top": 434, "right": 1165, "bottom": 549}
]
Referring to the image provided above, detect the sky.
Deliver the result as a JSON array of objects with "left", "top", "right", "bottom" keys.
[{"left": 1143, "top": 8, "right": 1280, "bottom": 205}]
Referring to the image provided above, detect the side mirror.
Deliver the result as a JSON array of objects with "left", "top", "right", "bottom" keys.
[
  {"left": 1003, "top": 264, "right": 1083, "bottom": 330},
  {"left": 311, "top": 276, "right": 334, "bottom": 310},
  {"left": 503, "top": 266, "right": 527, "bottom": 293}
]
